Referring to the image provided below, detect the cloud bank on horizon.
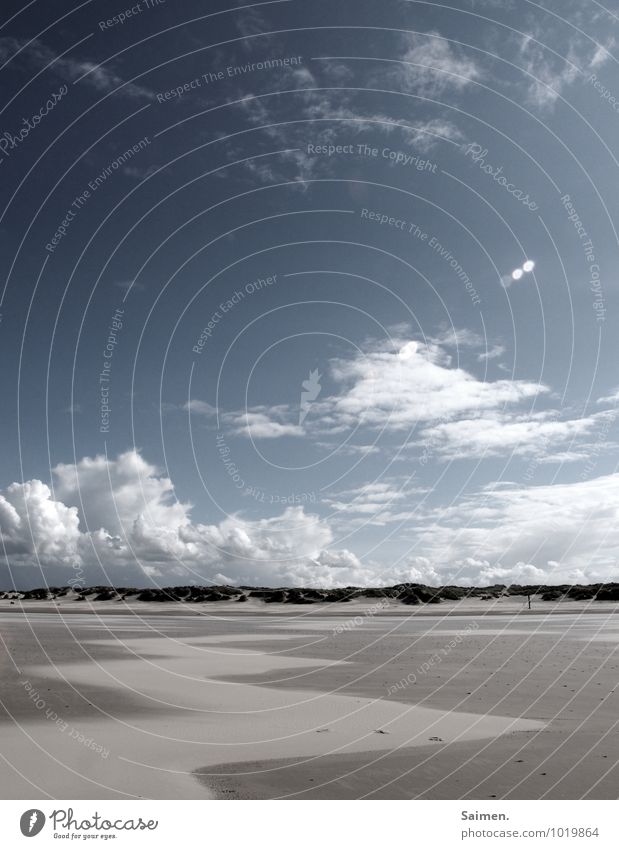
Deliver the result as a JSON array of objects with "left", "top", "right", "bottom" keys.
[
  {"left": 1, "top": 0, "right": 619, "bottom": 589},
  {"left": 2, "top": 443, "right": 619, "bottom": 589},
  {"left": 4, "top": 326, "right": 619, "bottom": 590}
]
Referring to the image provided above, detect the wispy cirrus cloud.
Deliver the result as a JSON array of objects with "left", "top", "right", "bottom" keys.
[
  {"left": 221, "top": 32, "right": 468, "bottom": 186},
  {"left": 516, "top": 28, "right": 614, "bottom": 109},
  {"left": 0, "top": 37, "right": 155, "bottom": 99},
  {"left": 184, "top": 400, "right": 304, "bottom": 438},
  {"left": 230, "top": 411, "right": 305, "bottom": 439},
  {"left": 420, "top": 409, "right": 615, "bottom": 460},
  {"left": 323, "top": 478, "right": 426, "bottom": 528},
  {"left": 477, "top": 344, "right": 506, "bottom": 362},
  {"left": 388, "top": 30, "right": 483, "bottom": 96}
]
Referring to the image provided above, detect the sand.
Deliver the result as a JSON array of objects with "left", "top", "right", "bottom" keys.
[{"left": 0, "top": 600, "right": 618, "bottom": 799}]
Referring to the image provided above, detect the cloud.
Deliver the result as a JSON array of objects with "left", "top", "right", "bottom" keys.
[
  {"left": 590, "top": 37, "right": 616, "bottom": 69},
  {"left": 477, "top": 344, "right": 506, "bottom": 362},
  {"left": 391, "top": 31, "right": 482, "bottom": 96},
  {"left": 0, "top": 37, "right": 154, "bottom": 99},
  {"left": 427, "top": 330, "right": 506, "bottom": 362},
  {"left": 517, "top": 30, "right": 611, "bottom": 109},
  {"left": 596, "top": 387, "right": 619, "bottom": 405},
  {"left": 184, "top": 399, "right": 219, "bottom": 417},
  {"left": 409, "top": 472, "right": 619, "bottom": 583},
  {"left": 520, "top": 45, "right": 579, "bottom": 108},
  {"left": 53, "top": 451, "right": 190, "bottom": 540},
  {"left": 469, "top": 0, "right": 516, "bottom": 7},
  {"left": 234, "top": 6, "right": 269, "bottom": 44},
  {"left": 0, "top": 480, "right": 80, "bottom": 563},
  {"left": 185, "top": 401, "right": 305, "bottom": 438},
  {"left": 310, "top": 338, "right": 617, "bottom": 463},
  {"left": 228, "top": 412, "right": 305, "bottom": 439},
  {"left": 315, "top": 441, "right": 382, "bottom": 457},
  {"left": 123, "top": 164, "right": 160, "bottom": 180},
  {"left": 323, "top": 338, "right": 545, "bottom": 431},
  {"left": 237, "top": 89, "right": 460, "bottom": 184},
  {"left": 195, "top": 334, "right": 618, "bottom": 468},
  {"left": 199, "top": 335, "right": 546, "bottom": 444},
  {"left": 0, "top": 450, "right": 363, "bottom": 589},
  {"left": 536, "top": 450, "right": 593, "bottom": 465},
  {"left": 430, "top": 327, "right": 484, "bottom": 348},
  {"left": 323, "top": 479, "right": 425, "bottom": 527},
  {"left": 224, "top": 38, "right": 466, "bottom": 186},
  {"left": 421, "top": 410, "right": 614, "bottom": 460},
  {"left": 404, "top": 118, "right": 464, "bottom": 151},
  {"left": 4, "top": 449, "right": 619, "bottom": 588},
  {"left": 113, "top": 279, "right": 145, "bottom": 293}
]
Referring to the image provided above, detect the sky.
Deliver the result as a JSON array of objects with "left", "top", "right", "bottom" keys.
[{"left": 1, "top": 0, "right": 619, "bottom": 589}]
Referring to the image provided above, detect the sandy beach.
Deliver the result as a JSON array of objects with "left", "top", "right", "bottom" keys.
[{"left": 1, "top": 597, "right": 618, "bottom": 799}]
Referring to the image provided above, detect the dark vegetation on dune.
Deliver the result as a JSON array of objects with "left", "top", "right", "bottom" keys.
[{"left": 2, "top": 583, "right": 619, "bottom": 604}]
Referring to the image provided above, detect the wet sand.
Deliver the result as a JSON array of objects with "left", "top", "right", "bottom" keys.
[{"left": 0, "top": 600, "right": 618, "bottom": 799}]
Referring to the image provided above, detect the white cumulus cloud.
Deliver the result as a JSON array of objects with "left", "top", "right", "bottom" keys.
[{"left": 0, "top": 451, "right": 351, "bottom": 588}]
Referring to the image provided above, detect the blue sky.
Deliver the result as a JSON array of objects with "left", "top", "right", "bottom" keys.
[{"left": 1, "top": 0, "right": 619, "bottom": 588}]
